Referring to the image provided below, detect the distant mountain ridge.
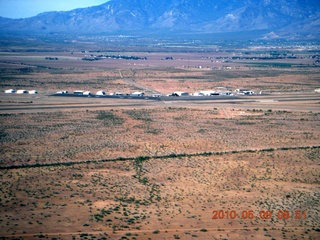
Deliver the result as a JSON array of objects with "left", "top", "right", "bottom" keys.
[{"left": 0, "top": 0, "right": 319, "bottom": 39}]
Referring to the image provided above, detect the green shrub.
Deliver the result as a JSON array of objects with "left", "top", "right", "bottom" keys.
[{"left": 96, "top": 111, "right": 124, "bottom": 125}]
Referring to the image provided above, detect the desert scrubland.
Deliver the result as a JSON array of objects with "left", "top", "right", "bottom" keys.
[
  {"left": 0, "top": 107, "right": 320, "bottom": 166},
  {"left": 0, "top": 44, "right": 320, "bottom": 239}
]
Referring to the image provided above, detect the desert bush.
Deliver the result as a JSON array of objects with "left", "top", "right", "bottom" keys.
[
  {"left": 124, "top": 109, "right": 153, "bottom": 122},
  {"left": 152, "top": 229, "right": 160, "bottom": 234},
  {"left": 95, "top": 110, "right": 124, "bottom": 126}
]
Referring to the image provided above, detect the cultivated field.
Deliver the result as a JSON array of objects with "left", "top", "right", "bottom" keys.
[{"left": 0, "top": 40, "right": 319, "bottom": 239}]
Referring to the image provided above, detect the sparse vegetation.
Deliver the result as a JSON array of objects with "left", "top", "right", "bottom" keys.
[
  {"left": 95, "top": 110, "right": 125, "bottom": 126},
  {"left": 0, "top": 40, "right": 319, "bottom": 239}
]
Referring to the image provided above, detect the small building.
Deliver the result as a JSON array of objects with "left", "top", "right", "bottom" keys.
[
  {"left": 56, "top": 90, "right": 68, "bottom": 94},
  {"left": 200, "top": 90, "right": 219, "bottom": 96},
  {"left": 131, "top": 92, "right": 144, "bottom": 97},
  {"left": 173, "top": 91, "right": 189, "bottom": 97},
  {"left": 83, "top": 91, "right": 92, "bottom": 96},
  {"left": 110, "top": 92, "right": 123, "bottom": 96},
  {"left": 192, "top": 92, "right": 204, "bottom": 96},
  {"left": 243, "top": 91, "right": 254, "bottom": 95},
  {"left": 16, "top": 90, "right": 28, "bottom": 94},
  {"left": 235, "top": 89, "right": 249, "bottom": 93},
  {"left": 152, "top": 93, "right": 162, "bottom": 97},
  {"left": 28, "top": 90, "right": 38, "bottom": 94},
  {"left": 74, "top": 90, "right": 84, "bottom": 95},
  {"left": 167, "top": 93, "right": 179, "bottom": 97},
  {"left": 219, "top": 91, "right": 232, "bottom": 96},
  {"left": 96, "top": 90, "right": 106, "bottom": 96},
  {"left": 4, "top": 89, "right": 15, "bottom": 93},
  {"left": 235, "top": 89, "right": 254, "bottom": 95}
]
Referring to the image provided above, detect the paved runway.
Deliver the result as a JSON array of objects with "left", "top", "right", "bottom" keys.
[{"left": 0, "top": 92, "right": 319, "bottom": 113}]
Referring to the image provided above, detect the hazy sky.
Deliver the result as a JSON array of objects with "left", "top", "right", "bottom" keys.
[{"left": 0, "top": 0, "right": 109, "bottom": 19}]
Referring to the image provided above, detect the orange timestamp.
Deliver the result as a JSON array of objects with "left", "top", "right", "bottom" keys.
[{"left": 212, "top": 210, "right": 307, "bottom": 220}]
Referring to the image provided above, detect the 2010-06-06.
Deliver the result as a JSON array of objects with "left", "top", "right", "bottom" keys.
[{"left": 212, "top": 210, "right": 307, "bottom": 220}]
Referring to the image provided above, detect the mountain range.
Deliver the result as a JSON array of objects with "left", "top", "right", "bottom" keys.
[{"left": 0, "top": 0, "right": 319, "bottom": 39}]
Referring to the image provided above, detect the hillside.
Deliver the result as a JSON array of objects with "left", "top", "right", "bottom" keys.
[{"left": 0, "top": 0, "right": 319, "bottom": 39}]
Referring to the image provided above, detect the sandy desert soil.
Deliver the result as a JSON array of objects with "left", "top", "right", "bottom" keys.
[
  {"left": 0, "top": 148, "right": 319, "bottom": 239},
  {"left": 0, "top": 106, "right": 319, "bottom": 166},
  {"left": 0, "top": 49, "right": 319, "bottom": 239},
  {"left": 1, "top": 50, "right": 319, "bottom": 95}
]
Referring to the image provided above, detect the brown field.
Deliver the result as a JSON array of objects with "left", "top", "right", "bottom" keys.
[{"left": 0, "top": 45, "right": 320, "bottom": 239}]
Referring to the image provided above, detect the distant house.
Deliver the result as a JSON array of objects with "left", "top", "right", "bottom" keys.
[
  {"left": 4, "top": 89, "right": 15, "bottom": 93},
  {"left": 16, "top": 90, "right": 28, "bottom": 94}
]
